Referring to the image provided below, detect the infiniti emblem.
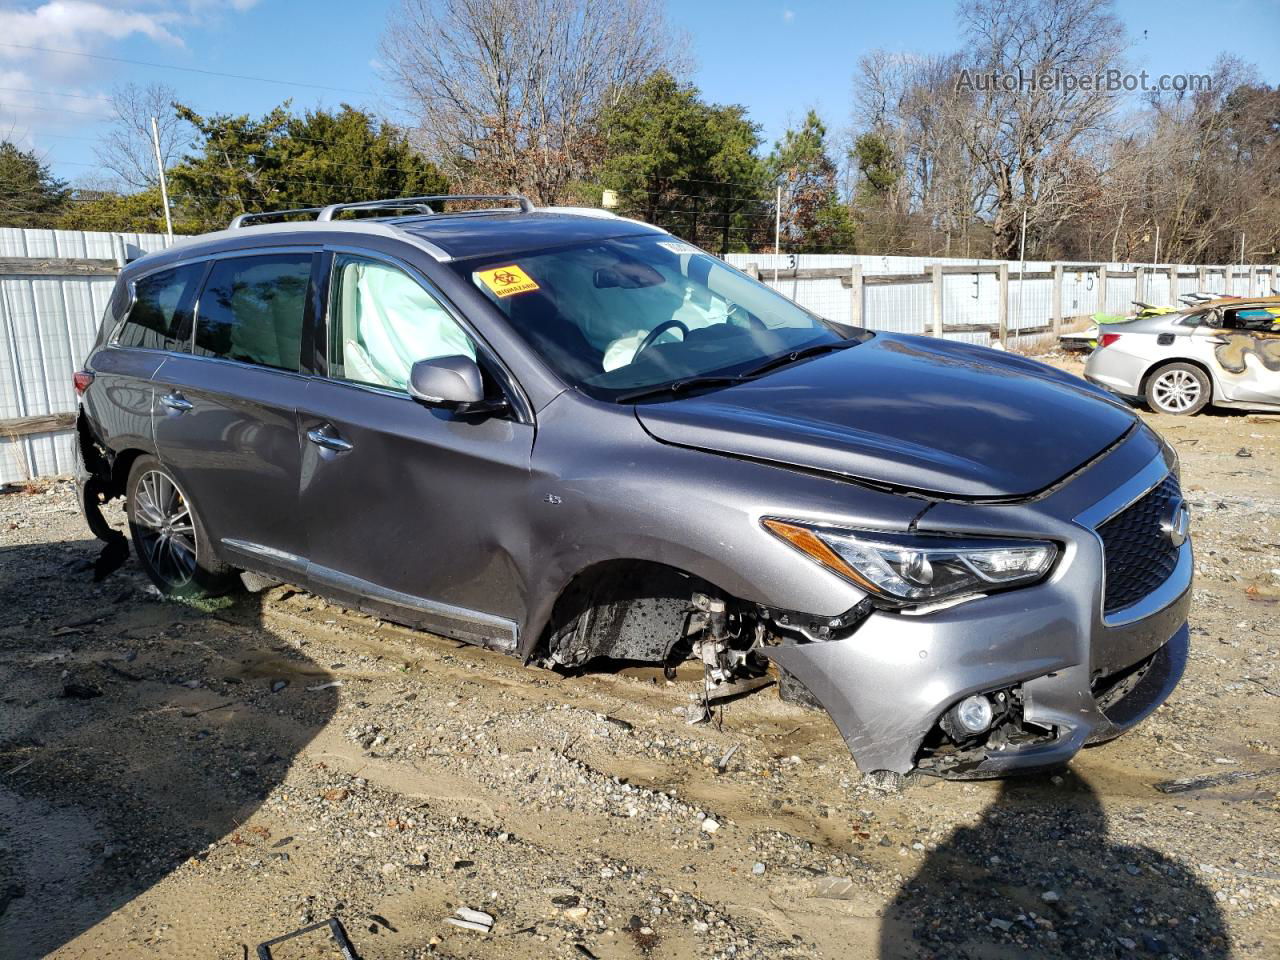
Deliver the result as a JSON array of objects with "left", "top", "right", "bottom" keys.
[{"left": 1161, "top": 498, "right": 1190, "bottom": 547}]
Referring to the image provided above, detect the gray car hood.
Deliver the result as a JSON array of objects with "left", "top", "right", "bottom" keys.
[{"left": 634, "top": 333, "right": 1136, "bottom": 499}]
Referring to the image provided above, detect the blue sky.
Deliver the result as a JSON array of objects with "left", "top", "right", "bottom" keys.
[{"left": 3, "top": 0, "right": 1278, "bottom": 185}]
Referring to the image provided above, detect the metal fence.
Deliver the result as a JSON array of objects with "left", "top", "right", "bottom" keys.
[{"left": 1, "top": 226, "right": 1276, "bottom": 485}]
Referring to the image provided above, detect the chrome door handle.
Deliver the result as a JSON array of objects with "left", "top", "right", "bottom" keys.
[
  {"left": 160, "top": 393, "right": 193, "bottom": 412},
  {"left": 306, "top": 427, "right": 353, "bottom": 453}
]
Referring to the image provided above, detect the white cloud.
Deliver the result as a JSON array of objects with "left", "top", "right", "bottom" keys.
[
  {"left": 0, "top": 2, "right": 183, "bottom": 52},
  {"left": 782, "top": 8, "right": 795, "bottom": 23},
  {"left": 0, "top": 2, "right": 257, "bottom": 165}
]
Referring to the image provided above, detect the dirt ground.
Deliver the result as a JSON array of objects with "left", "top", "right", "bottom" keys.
[{"left": 1, "top": 359, "right": 1277, "bottom": 960}]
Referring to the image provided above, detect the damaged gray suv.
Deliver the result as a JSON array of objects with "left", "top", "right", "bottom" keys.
[{"left": 75, "top": 195, "right": 1193, "bottom": 779}]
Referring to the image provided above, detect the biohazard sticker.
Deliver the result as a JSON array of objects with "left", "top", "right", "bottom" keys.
[
  {"left": 657, "top": 240, "right": 700, "bottom": 256},
  {"left": 476, "top": 264, "right": 540, "bottom": 298}
]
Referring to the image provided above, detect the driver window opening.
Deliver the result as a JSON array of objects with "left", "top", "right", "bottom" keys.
[{"left": 329, "top": 255, "right": 476, "bottom": 392}]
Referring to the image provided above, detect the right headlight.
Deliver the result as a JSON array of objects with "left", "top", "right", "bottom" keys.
[{"left": 762, "top": 518, "right": 1058, "bottom": 605}]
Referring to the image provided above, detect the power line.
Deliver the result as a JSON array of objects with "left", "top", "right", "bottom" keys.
[
  {"left": 0, "top": 86, "right": 112, "bottom": 102},
  {"left": 0, "top": 42, "right": 374, "bottom": 96},
  {"left": 0, "top": 102, "right": 110, "bottom": 119}
]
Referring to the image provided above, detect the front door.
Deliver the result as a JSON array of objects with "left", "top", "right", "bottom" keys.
[
  {"left": 296, "top": 252, "right": 534, "bottom": 649},
  {"left": 153, "top": 251, "right": 319, "bottom": 578},
  {"left": 1196, "top": 307, "right": 1280, "bottom": 406}
]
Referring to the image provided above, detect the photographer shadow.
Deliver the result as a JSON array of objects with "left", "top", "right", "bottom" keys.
[
  {"left": 879, "top": 773, "right": 1230, "bottom": 959},
  {"left": 0, "top": 535, "right": 339, "bottom": 958}
]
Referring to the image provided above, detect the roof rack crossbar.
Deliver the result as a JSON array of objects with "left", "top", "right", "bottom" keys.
[
  {"left": 228, "top": 207, "right": 326, "bottom": 229},
  {"left": 316, "top": 194, "right": 534, "bottom": 222}
]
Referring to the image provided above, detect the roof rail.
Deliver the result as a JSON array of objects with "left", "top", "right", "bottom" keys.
[
  {"left": 316, "top": 194, "right": 534, "bottom": 222},
  {"left": 228, "top": 207, "right": 326, "bottom": 229}
]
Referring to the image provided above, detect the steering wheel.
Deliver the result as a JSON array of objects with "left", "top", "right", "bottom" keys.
[{"left": 635, "top": 319, "right": 690, "bottom": 358}]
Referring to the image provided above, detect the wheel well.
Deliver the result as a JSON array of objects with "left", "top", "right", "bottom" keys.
[
  {"left": 537, "top": 559, "right": 721, "bottom": 667},
  {"left": 76, "top": 413, "right": 144, "bottom": 502},
  {"left": 1140, "top": 357, "right": 1215, "bottom": 401},
  {"left": 108, "top": 449, "right": 147, "bottom": 499}
]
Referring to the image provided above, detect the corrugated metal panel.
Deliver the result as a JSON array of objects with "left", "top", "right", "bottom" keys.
[
  {"left": 0, "top": 227, "right": 171, "bottom": 259},
  {"left": 0, "top": 227, "right": 142, "bottom": 485}
]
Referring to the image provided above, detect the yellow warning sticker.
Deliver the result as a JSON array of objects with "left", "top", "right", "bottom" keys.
[{"left": 475, "top": 264, "right": 540, "bottom": 298}]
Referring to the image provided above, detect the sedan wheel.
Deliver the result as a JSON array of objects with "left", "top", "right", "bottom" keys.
[{"left": 1146, "top": 363, "right": 1210, "bottom": 416}]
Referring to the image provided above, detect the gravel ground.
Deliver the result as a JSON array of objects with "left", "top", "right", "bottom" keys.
[{"left": 0, "top": 370, "right": 1277, "bottom": 960}]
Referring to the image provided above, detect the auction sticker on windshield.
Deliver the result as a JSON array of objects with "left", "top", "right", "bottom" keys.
[{"left": 476, "top": 265, "right": 540, "bottom": 298}]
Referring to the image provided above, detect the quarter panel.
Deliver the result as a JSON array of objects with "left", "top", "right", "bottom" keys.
[{"left": 83, "top": 346, "right": 167, "bottom": 456}]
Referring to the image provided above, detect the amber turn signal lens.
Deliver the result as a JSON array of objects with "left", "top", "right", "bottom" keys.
[{"left": 760, "top": 518, "right": 876, "bottom": 591}]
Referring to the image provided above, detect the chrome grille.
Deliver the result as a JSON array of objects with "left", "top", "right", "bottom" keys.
[{"left": 1097, "top": 474, "right": 1182, "bottom": 616}]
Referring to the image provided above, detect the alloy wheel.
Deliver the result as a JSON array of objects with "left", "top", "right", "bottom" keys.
[
  {"left": 1151, "top": 369, "right": 1201, "bottom": 413},
  {"left": 132, "top": 470, "right": 198, "bottom": 588}
]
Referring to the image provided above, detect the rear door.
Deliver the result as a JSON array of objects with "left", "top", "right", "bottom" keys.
[
  {"left": 295, "top": 250, "right": 534, "bottom": 649},
  {"left": 153, "top": 250, "right": 320, "bottom": 578}
]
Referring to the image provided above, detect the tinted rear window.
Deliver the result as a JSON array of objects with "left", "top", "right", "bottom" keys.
[
  {"left": 194, "top": 254, "right": 313, "bottom": 371},
  {"left": 117, "top": 263, "right": 204, "bottom": 351}
]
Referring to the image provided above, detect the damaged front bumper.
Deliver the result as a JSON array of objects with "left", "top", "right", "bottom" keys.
[{"left": 763, "top": 452, "right": 1193, "bottom": 777}]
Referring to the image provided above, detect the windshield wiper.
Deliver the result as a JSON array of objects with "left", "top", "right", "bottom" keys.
[
  {"left": 737, "top": 338, "right": 860, "bottom": 379},
  {"left": 614, "top": 376, "right": 744, "bottom": 404}
]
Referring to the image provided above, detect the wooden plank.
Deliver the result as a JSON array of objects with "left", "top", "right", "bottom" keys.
[
  {"left": 930, "top": 264, "right": 943, "bottom": 337},
  {"left": 939, "top": 265, "right": 1001, "bottom": 275},
  {"left": 848, "top": 264, "right": 863, "bottom": 327},
  {"left": 997, "top": 263, "right": 1009, "bottom": 347},
  {"left": 0, "top": 412, "right": 77, "bottom": 439},
  {"left": 0, "top": 257, "right": 119, "bottom": 277},
  {"left": 863, "top": 273, "right": 930, "bottom": 286},
  {"left": 940, "top": 322, "right": 998, "bottom": 333}
]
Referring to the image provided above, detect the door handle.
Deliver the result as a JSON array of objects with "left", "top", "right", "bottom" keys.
[
  {"left": 306, "top": 427, "right": 353, "bottom": 453},
  {"left": 160, "top": 392, "right": 193, "bottom": 412}
]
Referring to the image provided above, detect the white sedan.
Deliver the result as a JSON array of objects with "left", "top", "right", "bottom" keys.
[{"left": 1085, "top": 296, "right": 1280, "bottom": 415}]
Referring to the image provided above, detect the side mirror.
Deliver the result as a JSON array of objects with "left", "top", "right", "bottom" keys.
[{"left": 407, "top": 355, "right": 507, "bottom": 415}]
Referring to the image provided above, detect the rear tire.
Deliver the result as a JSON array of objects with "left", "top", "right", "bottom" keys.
[
  {"left": 1145, "top": 362, "right": 1210, "bottom": 416},
  {"left": 126, "top": 456, "right": 236, "bottom": 599}
]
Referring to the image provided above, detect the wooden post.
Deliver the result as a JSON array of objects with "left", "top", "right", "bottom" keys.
[
  {"left": 1248, "top": 265, "right": 1258, "bottom": 297},
  {"left": 1197, "top": 265, "right": 1207, "bottom": 294},
  {"left": 1135, "top": 266, "right": 1146, "bottom": 305},
  {"left": 1051, "top": 263, "right": 1064, "bottom": 336},
  {"left": 849, "top": 264, "right": 863, "bottom": 328},
  {"left": 1226, "top": 266, "right": 1234, "bottom": 296},
  {"left": 997, "top": 262, "right": 1009, "bottom": 348},
  {"left": 1168, "top": 265, "right": 1178, "bottom": 306},
  {"left": 930, "top": 263, "right": 943, "bottom": 338},
  {"left": 744, "top": 263, "right": 760, "bottom": 281},
  {"left": 1097, "top": 265, "right": 1108, "bottom": 315}
]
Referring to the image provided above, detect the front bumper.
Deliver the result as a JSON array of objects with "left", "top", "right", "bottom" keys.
[{"left": 763, "top": 446, "right": 1192, "bottom": 776}]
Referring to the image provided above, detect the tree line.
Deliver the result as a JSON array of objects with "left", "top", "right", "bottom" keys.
[{"left": 1, "top": 0, "right": 1275, "bottom": 264}]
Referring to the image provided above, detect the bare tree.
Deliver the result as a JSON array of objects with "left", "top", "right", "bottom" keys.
[
  {"left": 953, "top": 0, "right": 1127, "bottom": 258},
  {"left": 380, "top": 0, "right": 679, "bottom": 203},
  {"left": 94, "top": 82, "right": 190, "bottom": 191}
]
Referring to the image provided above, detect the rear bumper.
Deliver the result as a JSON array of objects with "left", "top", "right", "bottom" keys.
[{"left": 1084, "top": 347, "right": 1147, "bottom": 397}]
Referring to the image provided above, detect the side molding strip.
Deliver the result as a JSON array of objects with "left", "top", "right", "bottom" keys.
[{"left": 222, "top": 537, "right": 518, "bottom": 650}]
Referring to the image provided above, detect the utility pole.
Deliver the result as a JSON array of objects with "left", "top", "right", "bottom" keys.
[
  {"left": 1240, "top": 232, "right": 1246, "bottom": 265},
  {"left": 773, "top": 185, "right": 782, "bottom": 284},
  {"left": 150, "top": 116, "right": 173, "bottom": 240},
  {"left": 1153, "top": 224, "right": 1160, "bottom": 266}
]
